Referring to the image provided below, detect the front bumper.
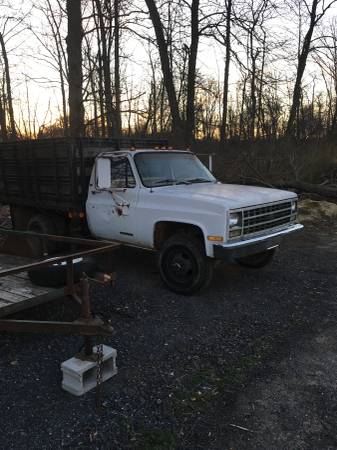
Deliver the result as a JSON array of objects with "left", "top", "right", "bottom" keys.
[{"left": 213, "top": 223, "right": 303, "bottom": 261}]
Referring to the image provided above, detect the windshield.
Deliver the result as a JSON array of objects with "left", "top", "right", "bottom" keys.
[{"left": 134, "top": 152, "right": 216, "bottom": 188}]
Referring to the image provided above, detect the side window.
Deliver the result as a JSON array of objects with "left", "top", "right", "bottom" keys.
[{"left": 111, "top": 157, "right": 136, "bottom": 188}]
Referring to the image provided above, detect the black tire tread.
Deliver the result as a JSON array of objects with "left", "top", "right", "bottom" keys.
[
  {"left": 159, "top": 232, "right": 213, "bottom": 295},
  {"left": 28, "top": 258, "right": 96, "bottom": 288}
]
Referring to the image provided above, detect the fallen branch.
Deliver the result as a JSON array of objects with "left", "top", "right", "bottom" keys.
[{"left": 277, "top": 181, "right": 337, "bottom": 200}]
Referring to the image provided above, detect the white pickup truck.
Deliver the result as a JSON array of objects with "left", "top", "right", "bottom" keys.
[
  {"left": 0, "top": 139, "right": 303, "bottom": 294},
  {"left": 87, "top": 148, "right": 303, "bottom": 293}
]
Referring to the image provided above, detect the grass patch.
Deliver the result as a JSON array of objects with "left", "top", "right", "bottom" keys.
[
  {"left": 135, "top": 427, "right": 176, "bottom": 450},
  {"left": 172, "top": 331, "right": 289, "bottom": 415},
  {"left": 116, "top": 418, "right": 176, "bottom": 450}
]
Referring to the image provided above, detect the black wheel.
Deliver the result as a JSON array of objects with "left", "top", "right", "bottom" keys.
[
  {"left": 236, "top": 248, "right": 276, "bottom": 268},
  {"left": 159, "top": 232, "right": 213, "bottom": 294},
  {"left": 28, "top": 258, "right": 96, "bottom": 288},
  {"left": 27, "top": 214, "right": 57, "bottom": 257}
]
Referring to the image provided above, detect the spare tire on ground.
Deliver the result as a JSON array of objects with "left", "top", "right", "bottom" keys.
[{"left": 28, "top": 257, "right": 96, "bottom": 288}]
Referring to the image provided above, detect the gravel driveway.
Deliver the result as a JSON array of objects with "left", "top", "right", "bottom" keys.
[{"left": 1, "top": 224, "right": 337, "bottom": 449}]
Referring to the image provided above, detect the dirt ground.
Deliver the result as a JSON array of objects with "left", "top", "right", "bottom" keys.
[{"left": 1, "top": 203, "right": 337, "bottom": 449}]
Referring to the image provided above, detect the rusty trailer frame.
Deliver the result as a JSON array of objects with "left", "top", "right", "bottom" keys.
[{"left": 0, "top": 228, "right": 120, "bottom": 356}]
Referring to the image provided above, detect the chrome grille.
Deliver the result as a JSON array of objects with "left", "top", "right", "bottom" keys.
[{"left": 243, "top": 201, "right": 294, "bottom": 236}]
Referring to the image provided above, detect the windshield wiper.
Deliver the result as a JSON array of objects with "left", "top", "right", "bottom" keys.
[
  {"left": 152, "top": 178, "right": 177, "bottom": 186},
  {"left": 151, "top": 178, "right": 213, "bottom": 187},
  {"left": 185, "top": 177, "right": 213, "bottom": 184},
  {"left": 152, "top": 179, "right": 192, "bottom": 186}
]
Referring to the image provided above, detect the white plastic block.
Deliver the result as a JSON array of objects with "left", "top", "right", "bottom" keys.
[{"left": 61, "top": 345, "right": 117, "bottom": 396}]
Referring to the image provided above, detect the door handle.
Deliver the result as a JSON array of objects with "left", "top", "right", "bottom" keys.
[
  {"left": 112, "top": 191, "right": 129, "bottom": 208},
  {"left": 115, "top": 201, "right": 130, "bottom": 207}
]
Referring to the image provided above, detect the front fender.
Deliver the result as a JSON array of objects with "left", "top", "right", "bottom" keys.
[{"left": 152, "top": 217, "right": 219, "bottom": 257}]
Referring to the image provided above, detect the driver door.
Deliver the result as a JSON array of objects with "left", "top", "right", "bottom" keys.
[{"left": 89, "top": 156, "right": 139, "bottom": 242}]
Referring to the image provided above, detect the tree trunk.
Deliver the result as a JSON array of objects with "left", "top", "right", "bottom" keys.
[
  {"left": 239, "top": 76, "right": 247, "bottom": 139},
  {"left": 0, "top": 33, "right": 16, "bottom": 139},
  {"left": 60, "top": 66, "right": 68, "bottom": 135},
  {"left": 185, "top": 0, "right": 199, "bottom": 146},
  {"left": 286, "top": 0, "right": 318, "bottom": 136},
  {"left": 0, "top": 89, "right": 7, "bottom": 141},
  {"left": 95, "top": 0, "right": 115, "bottom": 137},
  {"left": 66, "top": 0, "right": 84, "bottom": 137},
  {"left": 257, "top": 30, "right": 266, "bottom": 139},
  {"left": 145, "top": 0, "right": 183, "bottom": 140},
  {"left": 46, "top": 0, "right": 68, "bottom": 134},
  {"left": 220, "top": 0, "right": 232, "bottom": 144},
  {"left": 114, "top": 0, "right": 122, "bottom": 135},
  {"left": 249, "top": 31, "right": 257, "bottom": 141},
  {"left": 149, "top": 51, "right": 158, "bottom": 134}
]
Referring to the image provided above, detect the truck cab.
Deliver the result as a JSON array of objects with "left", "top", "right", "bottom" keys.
[{"left": 87, "top": 149, "right": 303, "bottom": 294}]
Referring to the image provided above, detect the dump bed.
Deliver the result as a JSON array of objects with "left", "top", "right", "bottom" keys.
[{"left": 0, "top": 137, "right": 167, "bottom": 212}]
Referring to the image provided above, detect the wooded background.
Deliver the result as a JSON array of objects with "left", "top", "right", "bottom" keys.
[{"left": 0, "top": 0, "right": 337, "bottom": 184}]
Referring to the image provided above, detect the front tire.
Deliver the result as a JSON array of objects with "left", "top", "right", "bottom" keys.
[
  {"left": 159, "top": 232, "right": 213, "bottom": 295},
  {"left": 236, "top": 248, "right": 276, "bottom": 268}
]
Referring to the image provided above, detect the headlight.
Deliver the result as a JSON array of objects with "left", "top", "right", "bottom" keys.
[
  {"left": 229, "top": 212, "right": 242, "bottom": 228},
  {"left": 229, "top": 211, "right": 243, "bottom": 238},
  {"left": 291, "top": 200, "right": 297, "bottom": 213}
]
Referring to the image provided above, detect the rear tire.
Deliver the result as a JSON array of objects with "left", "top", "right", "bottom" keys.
[
  {"left": 159, "top": 232, "right": 213, "bottom": 295},
  {"left": 236, "top": 248, "right": 276, "bottom": 268},
  {"left": 27, "top": 214, "right": 57, "bottom": 257}
]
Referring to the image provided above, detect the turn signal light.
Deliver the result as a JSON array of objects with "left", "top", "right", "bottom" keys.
[{"left": 207, "top": 235, "right": 223, "bottom": 242}]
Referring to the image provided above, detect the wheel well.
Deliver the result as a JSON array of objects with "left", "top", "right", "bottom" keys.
[{"left": 154, "top": 221, "right": 205, "bottom": 250}]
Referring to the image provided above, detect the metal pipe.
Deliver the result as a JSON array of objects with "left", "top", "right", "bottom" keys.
[
  {"left": 0, "top": 243, "right": 119, "bottom": 278},
  {"left": 80, "top": 276, "right": 91, "bottom": 320},
  {"left": 0, "top": 226, "right": 117, "bottom": 247},
  {"left": 66, "top": 258, "right": 74, "bottom": 296},
  {"left": 0, "top": 319, "right": 113, "bottom": 335}
]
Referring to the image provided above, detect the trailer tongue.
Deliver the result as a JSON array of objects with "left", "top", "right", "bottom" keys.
[{"left": 0, "top": 228, "right": 120, "bottom": 399}]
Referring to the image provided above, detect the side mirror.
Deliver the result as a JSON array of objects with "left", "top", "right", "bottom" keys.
[{"left": 96, "top": 158, "right": 111, "bottom": 190}]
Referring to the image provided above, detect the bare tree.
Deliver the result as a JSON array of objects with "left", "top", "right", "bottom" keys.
[
  {"left": 31, "top": 0, "right": 69, "bottom": 135},
  {"left": 185, "top": 0, "right": 200, "bottom": 144},
  {"left": 114, "top": 0, "right": 122, "bottom": 135},
  {"left": 286, "top": 0, "right": 337, "bottom": 136},
  {"left": 313, "top": 19, "right": 337, "bottom": 135},
  {"left": 0, "top": 33, "right": 15, "bottom": 138},
  {"left": 144, "top": 0, "right": 184, "bottom": 141},
  {"left": 221, "top": 0, "right": 232, "bottom": 143},
  {"left": 66, "top": 0, "right": 84, "bottom": 136}
]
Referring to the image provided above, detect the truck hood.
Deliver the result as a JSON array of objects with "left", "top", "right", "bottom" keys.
[{"left": 156, "top": 182, "right": 297, "bottom": 209}]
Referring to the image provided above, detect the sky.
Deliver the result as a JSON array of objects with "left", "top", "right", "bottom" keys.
[{"left": 1, "top": 0, "right": 337, "bottom": 131}]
